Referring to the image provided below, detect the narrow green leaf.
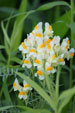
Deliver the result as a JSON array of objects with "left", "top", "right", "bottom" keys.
[
  {"left": 10, "top": 0, "right": 27, "bottom": 50},
  {"left": 0, "top": 53, "right": 6, "bottom": 62},
  {"left": 37, "top": 1, "right": 70, "bottom": 11},
  {"left": 59, "top": 87, "right": 75, "bottom": 100},
  {"left": 3, "top": 79, "right": 12, "bottom": 105},
  {"left": 1, "top": 21, "right": 10, "bottom": 45},
  {"left": 10, "top": 57, "right": 22, "bottom": 64},
  {"left": 0, "top": 106, "right": 14, "bottom": 111},
  {"left": 21, "top": 109, "right": 52, "bottom": 113},
  {"left": 0, "top": 105, "right": 51, "bottom": 113},
  {"left": 0, "top": 105, "right": 31, "bottom": 111},
  {"left": 58, "top": 87, "right": 75, "bottom": 113},
  {"left": 1, "top": 21, "right": 10, "bottom": 55},
  {"left": 16, "top": 72, "right": 56, "bottom": 110}
]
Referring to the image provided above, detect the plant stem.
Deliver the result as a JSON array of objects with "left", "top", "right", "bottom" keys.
[
  {"left": 70, "top": 0, "right": 74, "bottom": 88},
  {"left": 56, "top": 66, "right": 61, "bottom": 98},
  {"left": 69, "top": 0, "right": 74, "bottom": 112}
]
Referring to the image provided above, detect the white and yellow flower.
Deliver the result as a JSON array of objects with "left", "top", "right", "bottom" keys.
[
  {"left": 35, "top": 70, "right": 44, "bottom": 80},
  {"left": 49, "top": 50, "right": 57, "bottom": 63},
  {"left": 57, "top": 54, "right": 65, "bottom": 65},
  {"left": 29, "top": 48, "right": 36, "bottom": 58},
  {"left": 34, "top": 58, "right": 43, "bottom": 68},
  {"left": 13, "top": 78, "right": 22, "bottom": 91},
  {"left": 33, "top": 22, "right": 43, "bottom": 34},
  {"left": 65, "top": 48, "right": 74, "bottom": 60},
  {"left": 19, "top": 23, "right": 74, "bottom": 79},
  {"left": 23, "top": 80, "right": 32, "bottom": 91},
  {"left": 44, "top": 22, "right": 53, "bottom": 37},
  {"left": 45, "top": 62, "right": 56, "bottom": 74},
  {"left": 53, "top": 36, "right": 60, "bottom": 45},
  {"left": 19, "top": 42, "right": 29, "bottom": 54},
  {"left": 22, "top": 58, "right": 32, "bottom": 68},
  {"left": 18, "top": 91, "right": 27, "bottom": 100},
  {"left": 60, "top": 37, "right": 70, "bottom": 53}
]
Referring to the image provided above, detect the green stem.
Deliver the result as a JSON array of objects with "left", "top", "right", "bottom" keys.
[
  {"left": 70, "top": 0, "right": 74, "bottom": 88},
  {"left": 43, "top": 60, "right": 55, "bottom": 97},
  {"left": 56, "top": 66, "right": 61, "bottom": 98}
]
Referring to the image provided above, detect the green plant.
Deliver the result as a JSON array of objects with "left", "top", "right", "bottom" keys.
[{"left": 0, "top": 0, "right": 75, "bottom": 113}]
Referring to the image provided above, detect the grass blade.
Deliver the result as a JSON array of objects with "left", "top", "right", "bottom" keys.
[
  {"left": 36, "top": 1, "right": 70, "bottom": 11},
  {"left": 1, "top": 21, "right": 10, "bottom": 46},
  {"left": 58, "top": 87, "right": 75, "bottom": 113},
  {"left": 10, "top": 0, "right": 27, "bottom": 50}
]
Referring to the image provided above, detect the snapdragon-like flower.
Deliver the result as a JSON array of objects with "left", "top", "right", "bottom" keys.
[
  {"left": 18, "top": 22, "right": 74, "bottom": 81},
  {"left": 13, "top": 78, "right": 32, "bottom": 100}
]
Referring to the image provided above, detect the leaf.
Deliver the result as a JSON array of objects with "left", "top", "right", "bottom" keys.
[
  {"left": 0, "top": 105, "right": 51, "bottom": 113},
  {"left": 10, "top": 57, "right": 22, "bottom": 64},
  {"left": 58, "top": 87, "right": 75, "bottom": 113},
  {"left": 36, "top": 1, "right": 70, "bottom": 11},
  {"left": 10, "top": 0, "right": 27, "bottom": 51},
  {"left": 0, "top": 105, "right": 31, "bottom": 111},
  {"left": 1, "top": 21, "right": 10, "bottom": 46},
  {"left": 59, "top": 87, "right": 75, "bottom": 99},
  {"left": 16, "top": 72, "right": 56, "bottom": 110},
  {"left": 21, "top": 109, "right": 52, "bottom": 113},
  {"left": 3, "top": 79, "right": 12, "bottom": 105},
  {"left": 0, "top": 53, "right": 6, "bottom": 62},
  {"left": 1, "top": 21, "right": 10, "bottom": 55},
  {"left": 52, "top": 11, "right": 71, "bottom": 38}
]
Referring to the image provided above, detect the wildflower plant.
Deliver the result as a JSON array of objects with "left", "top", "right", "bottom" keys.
[
  {"left": 18, "top": 22, "right": 74, "bottom": 80},
  {"left": 13, "top": 22, "right": 75, "bottom": 113}
]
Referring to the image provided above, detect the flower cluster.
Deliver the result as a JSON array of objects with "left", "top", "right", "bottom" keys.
[
  {"left": 18, "top": 22, "right": 74, "bottom": 80},
  {"left": 13, "top": 78, "right": 32, "bottom": 100}
]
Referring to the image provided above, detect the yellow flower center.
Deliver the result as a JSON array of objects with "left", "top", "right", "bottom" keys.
[
  {"left": 30, "top": 49, "right": 36, "bottom": 52},
  {"left": 46, "top": 66, "right": 53, "bottom": 71},
  {"left": 70, "top": 53, "right": 74, "bottom": 57},
  {"left": 21, "top": 42, "right": 27, "bottom": 49},
  {"left": 36, "top": 70, "right": 43, "bottom": 75},
  {"left": 46, "top": 39, "right": 51, "bottom": 44},
  {"left": 66, "top": 45, "right": 68, "bottom": 49},
  {"left": 67, "top": 40, "right": 70, "bottom": 44},
  {"left": 52, "top": 54, "right": 56, "bottom": 60},
  {"left": 49, "top": 25, "right": 52, "bottom": 30},
  {"left": 60, "top": 58, "right": 64, "bottom": 62},
  {"left": 24, "top": 60, "right": 30, "bottom": 64},
  {"left": 24, "top": 84, "right": 30, "bottom": 88},
  {"left": 34, "top": 59, "right": 40, "bottom": 64},
  {"left": 36, "top": 33, "right": 42, "bottom": 38},
  {"left": 47, "top": 44, "right": 51, "bottom": 50},
  {"left": 40, "top": 42, "right": 45, "bottom": 48},
  {"left": 35, "top": 25, "right": 38, "bottom": 30},
  {"left": 19, "top": 91, "right": 26, "bottom": 95},
  {"left": 13, "top": 82, "right": 16, "bottom": 87}
]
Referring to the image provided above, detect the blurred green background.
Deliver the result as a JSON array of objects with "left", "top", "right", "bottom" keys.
[{"left": 0, "top": 0, "right": 72, "bottom": 43}]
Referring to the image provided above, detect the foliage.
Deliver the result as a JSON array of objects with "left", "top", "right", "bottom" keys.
[{"left": 0, "top": 0, "right": 75, "bottom": 113}]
